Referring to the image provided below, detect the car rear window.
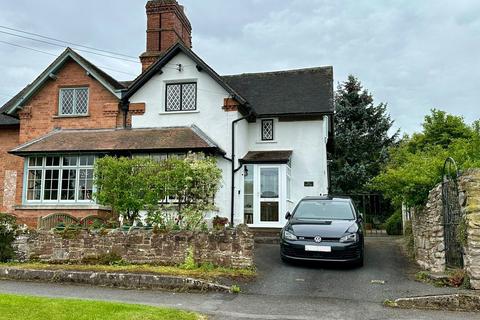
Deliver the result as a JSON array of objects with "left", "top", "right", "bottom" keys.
[{"left": 293, "top": 200, "right": 355, "bottom": 220}]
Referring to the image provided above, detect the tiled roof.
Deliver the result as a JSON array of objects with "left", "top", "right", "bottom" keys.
[
  {"left": 0, "top": 114, "right": 19, "bottom": 126},
  {"left": 0, "top": 48, "right": 126, "bottom": 115},
  {"left": 222, "top": 67, "right": 334, "bottom": 116},
  {"left": 240, "top": 150, "right": 293, "bottom": 164},
  {"left": 10, "top": 126, "right": 223, "bottom": 155}
]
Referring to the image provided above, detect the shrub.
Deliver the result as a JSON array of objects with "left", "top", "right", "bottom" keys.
[
  {"left": 94, "top": 153, "right": 222, "bottom": 231},
  {"left": 385, "top": 210, "right": 403, "bottom": 235},
  {"left": 0, "top": 213, "right": 18, "bottom": 262}
]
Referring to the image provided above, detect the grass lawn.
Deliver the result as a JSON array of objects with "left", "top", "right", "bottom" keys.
[
  {"left": 0, "top": 294, "right": 204, "bottom": 320},
  {"left": 0, "top": 262, "right": 256, "bottom": 280}
]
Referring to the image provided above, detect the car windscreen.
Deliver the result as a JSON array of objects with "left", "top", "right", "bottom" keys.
[{"left": 293, "top": 200, "right": 355, "bottom": 220}]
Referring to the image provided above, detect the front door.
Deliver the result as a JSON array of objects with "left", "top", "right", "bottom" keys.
[{"left": 254, "top": 165, "right": 282, "bottom": 226}]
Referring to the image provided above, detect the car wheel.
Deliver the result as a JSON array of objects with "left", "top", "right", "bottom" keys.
[
  {"left": 354, "top": 248, "right": 365, "bottom": 268},
  {"left": 355, "top": 255, "right": 364, "bottom": 268}
]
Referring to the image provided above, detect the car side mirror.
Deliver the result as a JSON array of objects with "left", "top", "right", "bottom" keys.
[
  {"left": 358, "top": 213, "right": 364, "bottom": 223},
  {"left": 285, "top": 212, "right": 292, "bottom": 220}
]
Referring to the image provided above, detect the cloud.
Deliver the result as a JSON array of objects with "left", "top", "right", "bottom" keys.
[{"left": 0, "top": 0, "right": 478, "bottom": 134}]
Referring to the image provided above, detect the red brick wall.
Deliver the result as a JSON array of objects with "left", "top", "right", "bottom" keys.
[
  {"left": 2, "top": 58, "right": 125, "bottom": 227},
  {"left": 18, "top": 59, "right": 122, "bottom": 144},
  {"left": 0, "top": 126, "right": 20, "bottom": 214}
]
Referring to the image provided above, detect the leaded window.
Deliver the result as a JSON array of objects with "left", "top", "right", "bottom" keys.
[
  {"left": 59, "top": 88, "right": 89, "bottom": 116},
  {"left": 165, "top": 83, "right": 197, "bottom": 112},
  {"left": 24, "top": 155, "right": 95, "bottom": 204},
  {"left": 261, "top": 119, "right": 274, "bottom": 141}
]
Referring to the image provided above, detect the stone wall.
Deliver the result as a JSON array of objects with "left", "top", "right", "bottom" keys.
[
  {"left": 13, "top": 225, "right": 254, "bottom": 269},
  {"left": 459, "top": 169, "right": 480, "bottom": 289},
  {"left": 411, "top": 169, "right": 480, "bottom": 289},
  {"left": 411, "top": 183, "right": 446, "bottom": 273}
]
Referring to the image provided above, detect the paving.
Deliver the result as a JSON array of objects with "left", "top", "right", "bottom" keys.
[{"left": 0, "top": 237, "right": 478, "bottom": 319}]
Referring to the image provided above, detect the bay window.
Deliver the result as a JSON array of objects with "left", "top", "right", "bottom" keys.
[{"left": 25, "top": 155, "right": 95, "bottom": 204}]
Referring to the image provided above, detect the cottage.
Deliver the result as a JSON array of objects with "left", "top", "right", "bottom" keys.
[{"left": 0, "top": 0, "right": 334, "bottom": 228}]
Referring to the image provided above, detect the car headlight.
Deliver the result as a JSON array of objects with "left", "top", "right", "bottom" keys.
[
  {"left": 339, "top": 233, "right": 358, "bottom": 243},
  {"left": 283, "top": 230, "right": 297, "bottom": 241}
]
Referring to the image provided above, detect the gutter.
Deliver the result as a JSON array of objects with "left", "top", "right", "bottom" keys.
[{"left": 229, "top": 111, "right": 253, "bottom": 226}]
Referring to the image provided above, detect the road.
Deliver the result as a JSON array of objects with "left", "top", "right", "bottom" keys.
[{"left": 0, "top": 237, "right": 478, "bottom": 319}]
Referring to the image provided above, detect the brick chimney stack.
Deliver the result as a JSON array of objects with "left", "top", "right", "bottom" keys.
[{"left": 140, "top": 0, "right": 192, "bottom": 72}]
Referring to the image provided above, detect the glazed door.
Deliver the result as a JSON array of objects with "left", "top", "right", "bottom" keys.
[{"left": 254, "top": 165, "right": 282, "bottom": 226}]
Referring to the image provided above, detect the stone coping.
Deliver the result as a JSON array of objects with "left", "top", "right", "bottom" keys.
[
  {"left": 391, "top": 294, "right": 480, "bottom": 312},
  {"left": 0, "top": 267, "right": 232, "bottom": 293}
]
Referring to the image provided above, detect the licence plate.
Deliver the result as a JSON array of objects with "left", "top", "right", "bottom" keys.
[{"left": 305, "top": 245, "right": 331, "bottom": 252}]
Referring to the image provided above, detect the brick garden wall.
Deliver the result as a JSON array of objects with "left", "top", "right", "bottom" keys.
[{"left": 14, "top": 225, "right": 254, "bottom": 269}]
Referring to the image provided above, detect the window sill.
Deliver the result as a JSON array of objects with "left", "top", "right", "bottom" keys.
[
  {"left": 160, "top": 110, "right": 199, "bottom": 115},
  {"left": 16, "top": 204, "right": 110, "bottom": 210},
  {"left": 53, "top": 115, "right": 90, "bottom": 119},
  {"left": 256, "top": 140, "right": 278, "bottom": 144}
]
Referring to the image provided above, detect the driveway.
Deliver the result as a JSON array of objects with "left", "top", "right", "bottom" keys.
[{"left": 245, "top": 237, "right": 459, "bottom": 302}]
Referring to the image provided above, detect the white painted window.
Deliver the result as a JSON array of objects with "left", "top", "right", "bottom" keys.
[
  {"left": 59, "top": 88, "right": 89, "bottom": 116},
  {"left": 261, "top": 119, "right": 274, "bottom": 141},
  {"left": 165, "top": 83, "right": 197, "bottom": 112},
  {"left": 25, "top": 155, "right": 95, "bottom": 204}
]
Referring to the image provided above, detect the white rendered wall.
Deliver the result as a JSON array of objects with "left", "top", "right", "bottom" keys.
[
  {"left": 129, "top": 52, "right": 245, "bottom": 221},
  {"left": 128, "top": 51, "right": 330, "bottom": 226},
  {"left": 236, "top": 117, "right": 329, "bottom": 224}
]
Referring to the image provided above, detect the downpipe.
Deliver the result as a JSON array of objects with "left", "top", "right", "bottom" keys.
[{"left": 229, "top": 112, "right": 252, "bottom": 226}]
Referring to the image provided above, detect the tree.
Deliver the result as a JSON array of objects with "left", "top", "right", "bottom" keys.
[
  {"left": 94, "top": 156, "right": 160, "bottom": 224},
  {"left": 372, "top": 110, "right": 480, "bottom": 207},
  {"left": 407, "top": 109, "right": 474, "bottom": 152},
  {"left": 330, "top": 75, "right": 398, "bottom": 194}
]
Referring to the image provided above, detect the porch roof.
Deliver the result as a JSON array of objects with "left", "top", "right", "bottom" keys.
[
  {"left": 9, "top": 126, "right": 224, "bottom": 156},
  {"left": 240, "top": 150, "right": 293, "bottom": 164}
]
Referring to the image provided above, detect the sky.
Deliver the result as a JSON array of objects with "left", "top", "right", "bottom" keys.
[{"left": 0, "top": 0, "right": 479, "bottom": 134}]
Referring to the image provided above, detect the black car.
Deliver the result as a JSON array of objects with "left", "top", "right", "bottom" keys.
[{"left": 280, "top": 196, "right": 364, "bottom": 266}]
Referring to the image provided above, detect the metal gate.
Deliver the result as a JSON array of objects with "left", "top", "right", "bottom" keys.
[{"left": 442, "top": 157, "right": 464, "bottom": 268}]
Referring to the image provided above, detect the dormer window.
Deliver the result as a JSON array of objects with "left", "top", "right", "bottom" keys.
[
  {"left": 165, "top": 82, "right": 197, "bottom": 112},
  {"left": 59, "top": 88, "right": 89, "bottom": 116},
  {"left": 261, "top": 119, "right": 274, "bottom": 141}
]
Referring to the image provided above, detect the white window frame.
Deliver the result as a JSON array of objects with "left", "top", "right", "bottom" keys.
[
  {"left": 24, "top": 155, "right": 95, "bottom": 205},
  {"left": 59, "top": 87, "right": 89, "bottom": 116}
]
